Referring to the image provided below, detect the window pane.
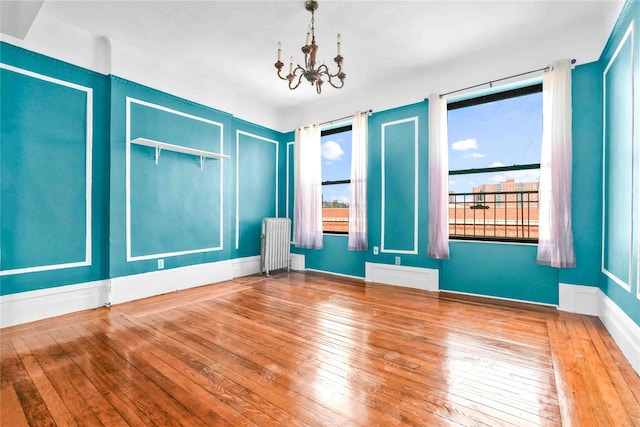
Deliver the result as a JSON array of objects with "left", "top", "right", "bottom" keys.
[
  {"left": 321, "top": 130, "right": 352, "bottom": 181},
  {"left": 448, "top": 92, "right": 542, "bottom": 172},
  {"left": 323, "top": 183, "right": 350, "bottom": 233},
  {"left": 448, "top": 88, "right": 542, "bottom": 242},
  {"left": 321, "top": 127, "right": 351, "bottom": 233}
]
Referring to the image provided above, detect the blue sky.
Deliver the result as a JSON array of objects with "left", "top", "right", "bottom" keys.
[
  {"left": 448, "top": 92, "right": 542, "bottom": 193},
  {"left": 321, "top": 129, "right": 352, "bottom": 204}
]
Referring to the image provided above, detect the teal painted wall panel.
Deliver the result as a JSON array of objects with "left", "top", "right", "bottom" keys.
[
  {"left": 0, "top": 42, "right": 110, "bottom": 295},
  {"left": 129, "top": 148, "right": 222, "bottom": 256},
  {"left": 382, "top": 119, "right": 417, "bottom": 253},
  {"left": 441, "top": 242, "right": 559, "bottom": 304},
  {"left": 236, "top": 129, "right": 278, "bottom": 257},
  {"left": 286, "top": 137, "right": 295, "bottom": 231},
  {"left": 108, "top": 77, "right": 233, "bottom": 277},
  {"left": 1, "top": 68, "right": 88, "bottom": 269},
  {"left": 559, "top": 62, "right": 603, "bottom": 287},
  {"left": 128, "top": 100, "right": 223, "bottom": 258},
  {"left": 303, "top": 235, "right": 366, "bottom": 278},
  {"left": 130, "top": 101, "right": 221, "bottom": 152},
  {"left": 598, "top": 0, "right": 640, "bottom": 327},
  {"left": 366, "top": 103, "right": 437, "bottom": 270},
  {"left": 603, "top": 33, "right": 634, "bottom": 286}
]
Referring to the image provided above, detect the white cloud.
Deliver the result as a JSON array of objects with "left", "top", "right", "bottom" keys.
[
  {"left": 321, "top": 140, "right": 344, "bottom": 161},
  {"left": 464, "top": 152, "right": 485, "bottom": 159},
  {"left": 451, "top": 138, "right": 477, "bottom": 151},
  {"left": 490, "top": 161, "right": 506, "bottom": 167}
]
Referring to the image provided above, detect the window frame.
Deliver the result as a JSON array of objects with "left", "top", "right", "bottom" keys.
[
  {"left": 321, "top": 124, "right": 352, "bottom": 234},
  {"left": 447, "top": 83, "right": 542, "bottom": 244}
]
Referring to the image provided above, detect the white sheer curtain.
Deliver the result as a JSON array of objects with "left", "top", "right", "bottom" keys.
[
  {"left": 537, "top": 59, "right": 575, "bottom": 267},
  {"left": 427, "top": 93, "right": 450, "bottom": 259},
  {"left": 293, "top": 124, "right": 324, "bottom": 249},
  {"left": 348, "top": 111, "right": 368, "bottom": 250}
]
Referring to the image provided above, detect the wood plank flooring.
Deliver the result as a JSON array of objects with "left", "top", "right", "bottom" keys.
[{"left": 1, "top": 272, "right": 639, "bottom": 426}]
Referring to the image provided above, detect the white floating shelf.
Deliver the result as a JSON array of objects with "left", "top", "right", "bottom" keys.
[{"left": 131, "top": 137, "right": 229, "bottom": 170}]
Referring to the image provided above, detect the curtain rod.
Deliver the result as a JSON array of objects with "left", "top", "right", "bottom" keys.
[
  {"left": 318, "top": 109, "right": 372, "bottom": 127},
  {"left": 433, "top": 59, "right": 576, "bottom": 99}
]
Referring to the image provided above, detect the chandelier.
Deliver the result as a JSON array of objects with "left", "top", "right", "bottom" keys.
[{"left": 274, "top": 0, "right": 345, "bottom": 94}]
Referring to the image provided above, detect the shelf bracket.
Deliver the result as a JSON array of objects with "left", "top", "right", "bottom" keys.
[
  {"left": 199, "top": 155, "right": 205, "bottom": 171},
  {"left": 155, "top": 146, "right": 162, "bottom": 165}
]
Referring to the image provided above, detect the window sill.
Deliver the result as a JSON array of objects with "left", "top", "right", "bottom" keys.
[{"left": 449, "top": 237, "right": 538, "bottom": 247}]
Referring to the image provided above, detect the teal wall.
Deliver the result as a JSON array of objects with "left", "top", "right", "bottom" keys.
[
  {"left": 108, "top": 77, "right": 235, "bottom": 278},
  {"left": 558, "top": 62, "right": 604, "bottom": 287},
  {"left": 302, "top": 235, "right": 366, "bottom": 278},
  {"left": 286, "top": 62, "right": 609, "bottom": 307},
  {"left": 2, "top": 0, "right": 639, "bottom": 329},
  {"left": 234, "top": 120, "right": 282, "bottom": 258},
  {"left": 598, "top": 0, "right": 640, "bottom": 326},
  {"left": 0, "top": 42, "right": 287, "bottom": 295},
  {"left": 1, "top": 43, "right": 110, "bottom": 295}
]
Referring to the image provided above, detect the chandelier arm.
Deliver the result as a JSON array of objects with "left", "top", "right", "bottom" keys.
[
  {"left": 316, "top": 63, "right": 329, "bottom": 74},
  {"left": 288, "top": 70, "right": 305, "bottom": 90},
  {"left": 326, "top": 75, "right": 345, "bottom": 89},
  {"left": 276, "top": 68, "right": 291, "bottom": 81}
]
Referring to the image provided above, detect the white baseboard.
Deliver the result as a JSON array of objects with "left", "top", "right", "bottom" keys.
[
  {"left": 365, "top": 262, "right": 438, "bottom": 291},
  {"left": 558, "top": 283, "right": 599, "bottom": 315},
  {"left": 0, "top": 280, "right": 110, "bottom": 328},
  {"left": 598, "top": 290, "right": 640, "bottom": 375},
  {"left": 110, "top": 260, "right": 234, "bottom": 305},
  {"left": 306, "top": 268, "right": 364, "bottom": 281},
  {"left": 232, "top": 256, "right": 261, "bottom": 278},
  {"left": 290, "top": 253, "right": 305, "bottom": 271}
]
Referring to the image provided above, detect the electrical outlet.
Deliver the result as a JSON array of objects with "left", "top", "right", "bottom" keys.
[
  {"left": 373, "top": 246, "right": 379, "bottom": 255},
  {"left": 158, "top": 259, "right": 164, "bottom": 269},
  {"left": 395, "top": 256, "right": 401, "bottom": 265}
]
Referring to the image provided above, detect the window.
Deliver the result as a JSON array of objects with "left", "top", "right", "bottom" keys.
[
  {"left": 321, "top": 125, "right": 352, "bottom": 233},
  {"left": 448, "top": 84, "right": 542, "bottom": 243}
]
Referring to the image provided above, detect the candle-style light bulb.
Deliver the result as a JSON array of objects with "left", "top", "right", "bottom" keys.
[
  {"left": 277, "top": 41, "right": 282, "bottom": 62},
  {"left": 337, "top": 33, "right": 341, "bottom": 56},
  {"left": 305, "top": 25, "right": 311, "bottom": 46},
  {"left": 289, "top": 56, "right": 294, "bottom": 74}
]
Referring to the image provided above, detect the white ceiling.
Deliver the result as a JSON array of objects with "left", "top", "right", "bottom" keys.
[{"left": 2, "top": 0, "right": 625, "bottom": 131}]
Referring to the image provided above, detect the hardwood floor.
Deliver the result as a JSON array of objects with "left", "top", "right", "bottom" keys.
[{"left": 1, "top": 272, "right": 639, "bottom": 426}]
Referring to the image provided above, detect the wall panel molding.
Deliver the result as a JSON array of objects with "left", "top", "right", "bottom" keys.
[
  {"left": 602, "top": 21, "right": 635, "bottom": 292},
  {"left": 235, "top": 130, "right": 279, "bottom": 250},
  {"left": 125, "top": 96, "right": 224, "bottom": 261},
  {"left": 0, "top": 63, "right": 93, "bottom": 276},
  {"left": 286, "top": 141, "right": 294, "bottom": 242},
  {"left": 380, "top": 117, "right": 419, "bottom": 254}
]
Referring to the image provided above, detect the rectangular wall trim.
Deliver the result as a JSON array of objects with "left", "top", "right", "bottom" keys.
[
  {"left": 601, "top": 21, "right": 635, "bottom": 292},
  {"left": 0, "top": 62, "right": 93, "bottom": 276},
  {"left": 380, "top": 117, "right": 419, "bottom": 254},
  {"left": 286, "top": 140, "right": 294, "bottom": 241},
  {"left": 365, "top": 262, "right": 438, "bottom": 291},
  {"left": 0, "top": 280, "right": 109, "bottom": 328},
  {"left": 235, "top": 130, "right": 279, "bottom": 250},
  {"left": 125, "top": 96, "right": 225, "bottom": 262}
]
